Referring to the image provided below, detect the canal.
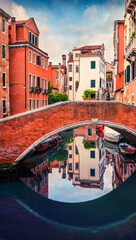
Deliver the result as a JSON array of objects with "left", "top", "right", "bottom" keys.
[{"left": 0, "top": 125, "right": 136, "bottom": 240}]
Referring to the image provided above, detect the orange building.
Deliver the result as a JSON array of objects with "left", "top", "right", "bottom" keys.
[
  {"left": 9, "top": 17, "right": 49, "bottom": 115},
  {"left": 113, "top": 20, "right": 124, "bottom": 101},
  {"left": 0, "top": 8, "right": 11, "bottom": 118},
  {"left": 48, "top": 62, "right": 59, "bottom": 93}
]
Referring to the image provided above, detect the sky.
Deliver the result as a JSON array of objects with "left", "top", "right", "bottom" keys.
[{"left": 0, "top": 0, "right": 124, "bottom": 64}]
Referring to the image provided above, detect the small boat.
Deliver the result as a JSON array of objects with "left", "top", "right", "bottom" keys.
[
  {"left": 104, "top": 127, "right": 123, "bottom": 143},
  {"left": 119, "top": 143, "right": 136, "bottom": 155},
  {"left": 34, "top": 134, "right": 61, "bottom": 153},
  {"left": 97, "top": 125, "right": 104, "bottom": 132}
]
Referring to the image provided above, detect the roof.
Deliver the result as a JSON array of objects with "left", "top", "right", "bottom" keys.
[
  {"left": 0, "top": 8, "right": 11, "bottom": 19},
  {"left": 10, "top": 17, "right": 40, "bottom": 35},
  {"left": 68, "top": 53, "right": 73, "bottom": 62},
  {"left": 80, "top": 52, "right": 100, "bottom": 56},
  {"left": 73, "top": 45, "right": 102, "bottom": 51},
  {"left": 52, "top": 65, "right": 66, "bottom": 69}
]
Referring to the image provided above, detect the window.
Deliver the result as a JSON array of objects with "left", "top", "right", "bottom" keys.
[
  {"left": 42, "top": 99, "right": 44, "bottom": 107},
  {"left": 91, "top": 61, "right": 96, "bottom": 69},
  {"left": 28, "top": 31, "right": 31, "bottom": 43},
  {"left": 90, "top": 150, "right": 95, "bottom": 158},
  {"left": 91, "top": 80, "right": 95, "bottom": 88},
  {"left": 2, "top": 73, "right": 6, "bottom": 87},
  {"left": 37, "top": 55, "right": 41, "bottom": 66},
  {"left": 29, "top": 74, "right": 32, "bottom": 91},
  {"left": 69, "top": 146, "right": 72, "bottom": 150},
  {"left": 99, "top": 150, "right": 101, "bottom": 159},
  {"left": 90, "top": 169, "right": 95, "bottom": 177},
  {"left": 37, "top": 99, "right": 39, "bottom": 108},
  {"left": 69, "top": 65, "right": 72, "bottom": 72},
  {"left": 69, "top": 163, "right": 72, "bottom": 170},
  {"left": 69, "top": 85, "right": 72, "bottom": 90},
  {"left": 45, "top": 59, "right": 48, "bottom": 70},
  {"left": 42, "top": 78, "right": 44, "bottom": 90},
  {"left": 76, "top": 65, "right": 79, "bottom": 72},
  {"left": 75, "top": 177, "right": 79, "bottom": 181},
  {"left": 37, "top": 76, "right": 40, "bottom": 88},
  {"left": 75, "top": 81, "right": 79, "bottom": 91},
  {"left": 2, "top": 45, "right": 5, "bottom": 59},
  {"left": 91, "top": 94, "right": 95, "bottom": 99},
  {"left": 88, "top": 128, "right": 92, "bottom": 136},
  {"left": 107, "top": 82, "right": 111, "bottom": 89},
  {"left": 55, "top": 76, "right": 59, "bottom": 84},
  {"left": 75, "top": 146, "right": 79, "bottom": 155},
  {"left": 2, "top": 19, "right": 5, "bottom": 33},
  {"left": 32, "top": 34, "right": 35, "bottom": 45},
  {"left": 45, "top": 100, "right": 47, "bottom": 106},
  {"left": 33, "top": 99, "right": 36, "bottom": 109},
  {"left": 3, "top": 100, "right": 6, "bottom": 114},
  {"left": 35, "top": 36, "right": 37, "bottom": 46},
  {"left": 29, "top": 99, "right": 32, "bottom": 110},
  {"left": 75, "top": 163, "right": 79, "bottom": 170},
  {"left": 42, "top": 58, "right": 44, "bottom": 68},
  {"left": 29, "top": 51, "right": 32, "bottom": 63},
  {"left": 33, "top": 75, "right": 36, "bottom": 88},
  {"left": 45, "top": 79, "right": 48, "bottom": 89},
  {"left": 100, "top": 78, "right": 102, "bottom": 88},
  {"left": 75, "top": 53, "right": 79, "bottom": 58},
  {"left": 33, "top": 53, "right": 36, "bottom": 64},
  {"left": 69, "top": 77, "right": 72, "bottom": 81},
  {"left": 69, "top": 154, "right": 72, "bottom": 158}
]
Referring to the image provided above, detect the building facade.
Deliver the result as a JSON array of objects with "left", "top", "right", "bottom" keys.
[
  {"left": 106, "top": 62, "right": 114, "bottom": 99},
  {"left": 48, "top": 62, "right": 59, "bottom": 93},
  {"left": 9, "top": 17, "right": 49, "bottom": 115},
  {"left": 0, "top": 8, "right": 11, "bottom": 118},
  {"left": 68, "top": 45, "right": 106, "bottom": 101},
  {"left": 52, "top": 55, "right": 68, "bottom": 94}
]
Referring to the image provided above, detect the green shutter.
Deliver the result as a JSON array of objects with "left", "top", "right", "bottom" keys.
[
  {"left": 125, "top": 69, "right": 127, "bottom": 84},
  {"left": 127, "top": 65, "right": 130, "bottom": 83}
]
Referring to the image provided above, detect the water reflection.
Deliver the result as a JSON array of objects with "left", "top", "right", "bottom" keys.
[{"left": 20, "top": 125, "right": 136, "bottom": 203}]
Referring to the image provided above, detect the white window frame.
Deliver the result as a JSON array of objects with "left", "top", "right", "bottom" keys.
[
  {"left": 2, "top": 19, "right": 5, "bottom": 33},
  {"left": 2, "top": 44, "right": 6, "bottom": 60},
  {"left": 37, "top": 99, "right": 39, "bottom": 108},
  {"left": 33, "top": 52, "right": 36, "bottom": 65},
  {"left": 29, "top": 50, "right": 32, "bottom": 63},
  {"left": 45, "top": 59, "right": 48, "bottom": 70},
  {"left": 33, "top": 75, "right": 36, "bottom": 88},
  {"left": 45, "top": 79, "right": 48, "bottom": 89},
  {"left": 29, "top": 74, "right": 32, "bottom": 91},
  {"left": 2, "top": 72, "right": 6, "bottom": 87},
  {"left": 29, "top": 98, "right": 32, "bottom": 110},
  {"left": 42, "top": 99, "right": 44, "bottom": 107},
  {"left": 42, "top": 78, "right": 44, "bottom": 91},
  {"left": 33, "top": 99, "right": 36, "bottom": 109},
  {"left": 42, "top": 57, "right": 45, "bottom": 69}
]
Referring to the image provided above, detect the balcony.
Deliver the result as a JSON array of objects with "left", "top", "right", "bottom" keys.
[
  {"left": 29, "top": 87, "right": 34, "bottom": 93},
  {"left": 125, "top": 0, "right": 136, "bottom": 14},
  {"left": 125, "top": 37, "right": 136, "bottom": 61}
]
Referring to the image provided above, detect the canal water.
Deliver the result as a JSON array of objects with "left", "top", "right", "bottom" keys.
[{"left": 0, "top": 125, "right": 136, "bottom": 240}]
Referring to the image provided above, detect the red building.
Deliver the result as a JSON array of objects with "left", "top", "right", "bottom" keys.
[
  {"left": 0, "top": 8, "right": 11, "bottom": 118},
  {"left": 113, "top": 20, "right": 124, "bottom": 101},
  {"left": 9, "top": 17, "right": 49, "bottom": 115},
  {"left": 48, "top": 62, "right": 59, "bottom": 93}
]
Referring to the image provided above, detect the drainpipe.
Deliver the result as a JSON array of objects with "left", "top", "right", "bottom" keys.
[{"left": 25, "top": 46, "right": 26, "bottom": 109}]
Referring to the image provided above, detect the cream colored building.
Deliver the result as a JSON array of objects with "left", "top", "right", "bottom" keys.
[{"left": 67, "top": 45, "right": 106, "bottom": 101}]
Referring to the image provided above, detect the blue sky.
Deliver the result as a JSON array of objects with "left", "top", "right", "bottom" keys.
[{"left": 0, "top": 0, "right": 124, "bottom": 63}]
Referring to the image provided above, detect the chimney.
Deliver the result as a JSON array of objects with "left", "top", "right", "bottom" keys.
[
  {"left": 11, "top": 17, "right": 16, "bottom": 22},
  {"left": 62, "top": 54, "right": 66, "bottom": 66}
]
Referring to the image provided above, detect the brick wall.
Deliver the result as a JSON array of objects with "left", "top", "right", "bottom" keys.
[{"left": 0, "top": 101, "right": 136, "bottom": 164}]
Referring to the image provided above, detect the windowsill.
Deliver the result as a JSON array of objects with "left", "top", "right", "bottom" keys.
[
  {"left": 3, "top": 113, "right": 8, "bottom": 117},
  {"left": 2, "top": 58, "right": 6, "bottom": 61},
  {"left": 3, "top": 86, "right": 6, "bottom": 89},
  {"left": 2, "top": 31, "right": 6, "bottom": 34}
]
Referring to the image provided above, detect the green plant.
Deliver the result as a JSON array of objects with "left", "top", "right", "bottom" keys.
[
  {"left": 82, "top": 89, "right": 96, "bottom": 100},
  {"left": 48, "top": 80, "right": 53, "bottom": 94},
  {"left": 130, "top": 29, "right": 136, "bottom": 40},
  {"left": 48, "top": 92, "right": 68, "bottom": 104},
  {"left": 82, "top": 140, "right": 96, "bottom": 150}
]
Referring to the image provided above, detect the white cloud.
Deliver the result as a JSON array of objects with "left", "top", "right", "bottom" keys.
[{"left": 0, "top": 0, "right": 28, "bottom": 20}]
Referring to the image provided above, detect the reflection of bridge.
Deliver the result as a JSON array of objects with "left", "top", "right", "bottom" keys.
[
  {"left": 0, "top": 101, "right": 136, "bottom": 164},
  {"left": 0, "top": 170, "right": 136, "bottom": 233}
]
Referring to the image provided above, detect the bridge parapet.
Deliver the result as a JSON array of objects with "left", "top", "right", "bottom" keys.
[{"left": 0, "top": 101, "right": 136, "bottom": 164}]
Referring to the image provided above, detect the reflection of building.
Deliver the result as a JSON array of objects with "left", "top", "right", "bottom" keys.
[
  {"left": 113, "top": 153, "right": 136, "bottom": 188},
  {"left": 20, "top": 154, "right": 49, "bottom": 198},
  {"left": 49, "top": 160, "right": 66, "bottom": 179},
  {"left": 0, "top": 9, "right": 11, "bottom": 118},
  {"left": 67, "top": 126, "right": 105, "bottom": 189}
]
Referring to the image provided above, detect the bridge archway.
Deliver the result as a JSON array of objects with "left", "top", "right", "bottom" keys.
[{"left": 14, "top": 120, "right": 136, "bottom": 165}]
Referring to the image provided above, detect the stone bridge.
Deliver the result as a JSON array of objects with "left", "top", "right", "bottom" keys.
[{"left": 0, "top": 101, "right": 136, "bottom": 164}]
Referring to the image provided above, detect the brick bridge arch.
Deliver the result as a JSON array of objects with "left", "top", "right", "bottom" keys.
[{"left": 0, "top": 101, "right": 136, "bottom": 164}]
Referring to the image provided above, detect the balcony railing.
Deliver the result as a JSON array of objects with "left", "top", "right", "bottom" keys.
[
  {"left": 125, "top": 0, "right": 136, "bottom": 14},
  {"left": 125, "top": 37, "right": 136, "bottom": 60}
]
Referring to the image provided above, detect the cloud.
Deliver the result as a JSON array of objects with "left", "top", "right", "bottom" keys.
[{"left": 0, "top": 0, "right": 28, "bottom": 19}]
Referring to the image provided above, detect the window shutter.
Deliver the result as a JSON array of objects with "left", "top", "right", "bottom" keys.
[{"left": 127, "top": 65, "right": 130, "bottom": 83}]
